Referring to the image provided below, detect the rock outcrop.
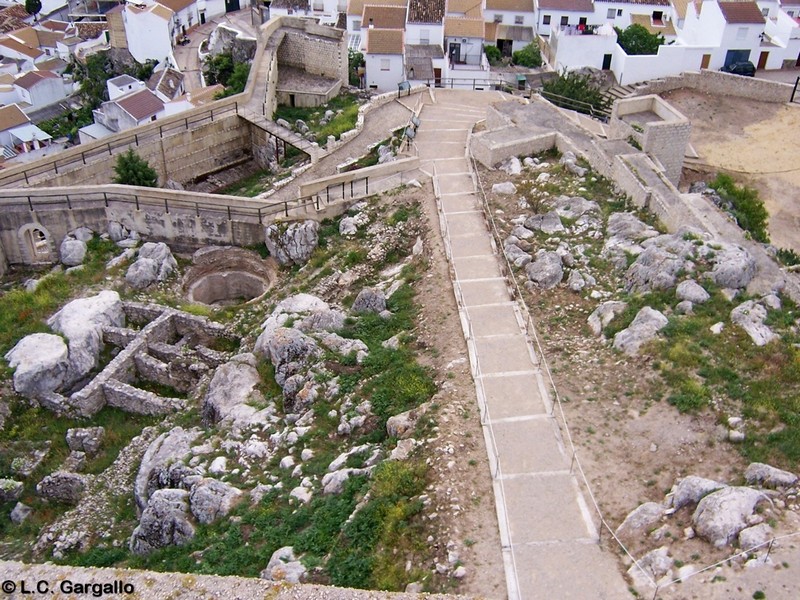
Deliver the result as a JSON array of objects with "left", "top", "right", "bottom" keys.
[{"left": 264, "top": 220, "right": 320, "bottom": 266}]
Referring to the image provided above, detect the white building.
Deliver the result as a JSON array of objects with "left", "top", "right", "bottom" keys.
[
  {"left": 123, "top": 2, "right": 175, "bottom": 64},
  {"left": 13, "top": 69, "right": 67, "bottom": 109},
  {"left": 682, "top": 0, "right": 767, "bottom": 69},
  {"left": 107, "top": 74, "right": 146, "bottom": 101},
  {"left": 364, "top": 28, "right": 404, "bottom": 91}
]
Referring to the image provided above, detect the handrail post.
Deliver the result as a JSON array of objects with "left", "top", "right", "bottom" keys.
[
  {"left": 103, "top": 192, "right": 108, "bottom": 207},
  {"left": 164, "top": 198, "right": 169, "bottom": 214},
  {"left": 135, "top": 195, "right": 140, "bottom": 210}
]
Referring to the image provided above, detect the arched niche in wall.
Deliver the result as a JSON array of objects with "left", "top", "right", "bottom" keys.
[{"left": 18, "top": 222, "right": 53, "bottom": 264}]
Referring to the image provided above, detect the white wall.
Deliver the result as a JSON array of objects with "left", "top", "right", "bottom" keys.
[
  {"left": 365, "top": 52, "right": 404, "bottom": 92},
  {"left": 681, "top": 0, "right": 726, "bottom": 47},
  {"left": 485, "top": 9, "right": 536, "bottom": 28},
  {"left": 15, "top": 77, "right": 67, "bottom": 108},
  {"left": 445, "top": 35, "right": 483, "bottom": 65},
  {"left": 405, "top": 23, "right": 444, "bottom": 47},
  {"left": 612, "top": 43, "right": 712, "bottom": 85},
  {"left": 173, "top": 5, "right": 200, "bottom": 35},
  {"left": 595, "top": 1, "right": 674, "bottom": 29},
  {"left": 551, "top": 28, "right": 617, "bottom": 71},
  {"left": 534, "top": 9, "right": 596, "bottom": 36},
  {"left": 125, "top": 9, "right": 174, "bottom": 64}
]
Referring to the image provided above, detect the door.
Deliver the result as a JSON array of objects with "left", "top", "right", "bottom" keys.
[
  {"left": 602, "top": 54, "right": 612, "bottom": 70},
  {"left": 200, "top": 11, "right": 206, "bottom": 24},
  {"left": 225, "top": 0, "right": 240, "bottom": 13},
  {"left": 449, "top": 42, "right": 461, "bottom": 64},
  {"left": 579, "top": 17, "right": 587, "bottom": 25},
  {"left": 434, "top": 68, "right": 442, "bottom": 87},
  {"left": 758, "top": 51, "right": 768, "bottom": 70},
  {"left": 498, "top": 39, "right": 512, "bottom": 57},
  {"left": 700, "top": 54, "right": 711, "bottom": 69}
]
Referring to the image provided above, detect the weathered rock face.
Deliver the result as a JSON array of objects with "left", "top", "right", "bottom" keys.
[
  {"left": 5, "top": 333, "right": 69, "bottom": 400},
  {"left": 386, "top": 402, "right": 430, "bottom": 438},
  {"left": 254, "top": 327, "right": 321, "bottom": 387},
  {"left": 46, "top": 290, "right": 125, "bottom": 385},
  {"left": 60, "top": 238, "right": 87, "bottom": 267},
  {"left": 625, "top": 245, "right": 689, "bottom": 294},
  {"left": 260, "top": 546, "right": 307, "bottom": 583},
  {"left": 264, "top": 220, "right": 320, "bottom": 266},
  {"left": 603, "top": 212, "right": 659, "bottom": 266},
  {"left": 321, "top": 468, "right": 371, "bottom": 494},
  {"left": 587, "top": 301, "right": 627, "bottom": 337},
  {"left": 692, "top": 486, "right": 767, "bottom": 547},
  {"left": 738, "top": 523, "right": 772, "bottom": 551},
  {"left": 36, "top": 471, "right": 86, "bottom": 504},
  {"left": 201, "top": 353, "right": 268, "bottom": 428},
  {"left": 744, "top": 462, "right": 798, "bottom": 489},
  {"left": 492, "top": 181, "right": 517, "bottom": 195},
  {"left": 189, "top": 478, "right": 242, "bottom": 524},
  {"left": 352, "top": 288, "right": 387, "bottom": 314},
  {"left": 670, "top": 476, "right": 727, "bottom": 510},
  {"left": 10, "top": 501, "right": 31, "bottom": 524},
  {"left": 615, "top": 502, "right": 664, "bottom": 542},
  {"left": 126, "top": 242, "right": 177, "bottom": 290},
  {"left": 731, "top": 301, "right": 778, "bottom": 346},
  {"left": 524, "top": 211, "right": 565, "bottom": 235},
  {"left": 66, "top": 427, "right": 105, "bottom": 456},
  {"left": 676, "top": 280, "right": 710, "bottom": 304},
  {"left": 525, "top": 251, "right": 563, "bottom": 289},
  {"left": 709, "top": 243, "right": 756, "bottom": 289},
  {"left": 627, "top": 546, "right": 673, "bottom": 591},
  {"left": 129, "top": 488, "right": 195, "bottom": 555},
  {"left": 612, "top": 307, "right": 668, "bottom": 356},
  {"left": 0, "top": 479, "right": 24, "bottom": 503},
  {"left": 135, "top": 427, "right": 202, "bottom": 510}
]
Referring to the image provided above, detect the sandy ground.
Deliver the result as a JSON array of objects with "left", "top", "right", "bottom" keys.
[{"left": 666, "top": 89, "right": 800, "bottom": 252}]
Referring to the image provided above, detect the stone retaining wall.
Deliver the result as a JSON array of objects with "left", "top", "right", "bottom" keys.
[{"left": 634, "top": 69, "right": 794, "bottom": 103}]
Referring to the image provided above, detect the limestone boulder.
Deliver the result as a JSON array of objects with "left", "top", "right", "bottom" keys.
[
  {"left": 60, "top": 238, "right": 87, "bottom": 267},
  {"left": 352, "top": 288, "right": 387, "bottom": 314},
  {"left": 738, "top": 523, "right": 773, "bottom": 551},
  {"left": 5, "top": 333, "right": 69, "bottom": 400},
  {"left": 671, "top": 476, "right": 727, "bottom": 510},
  {"left": 744, "top": 463, "right": 798, "bottom": 489},
  {"left": 125, "top": 258, "right": 159, "bottom": 290},
  {"left": 36, "top": 471, "right": 86, "bottom": 504},
  {"left": 107, "top": 221, "right": 129, "bottom": 243},
  {"left": 126, "top": 243, "right": 177, "bottom": 289},
  {"left": 297, "top": 309, "right": 346, "bottom": 333},
  {"left": 731, "top": 301, "right": 778, "bottom": 346},
  {"left": 0, "top": 479, "right": 24, "bottom": 503},
  {"left": 491, "top": 182, "right": 517, "bottom": 195},
  {"left": 500, "top": 156, "right": 522, "bottom": 175},
  {"left": 189, "top": 478, "right": 242, "bottom": 524},
  {"left": 625, "top": 245, "right": 688, "bottom": 293},
  {"left": 322, "top": 468, "right": 371, "bottom": 494},
  {"left": 587, "top": 301, "right": 627, "bottom": 337},
  {"left": 10, "top": 501, "right": 32, "bottom": 524},
  {"left": 129, "top": 489, "right": 195, "bottom": 555},
  {"left": 70, "top": 227, "right": 94, "bottom": 243},
  {"left": 66, "top": 427, "right": 105, "bottom": 456},
  {"left": 692, "top": 486, "right": 767, "bottom": 547},
  {"left": 135, "top": 426, "right": 202, "bottom": 510},
  {"left": 386, "top": 402, "right": 430, "bottom": 438},
  {"left": 615, "top": 502, "right": 664, "bottom": 542},
  {"left": 260, "top": 546, "right": 307, "bottom": 583},
  {"left": 627, "top": 547, "right": 673, "bottom": 591},
  {"left": 525, "top": 251, "right": 563, "bottom": 289},
  {"left": 201, "top": 353, "right": 267, "bottom": 427},
  {"left": 560, "top": 151, "right": 587, "bottom": 177},
  {"left": 254, "top": 327, "right": 321, "bottom": 387},
  {"left": 676, "top": 280, "right": 710, "bottom": 304},
  {"left": 613, "top": 307, "right": 668, "bottom": 356},
  {"left": 554, "top": 195, "right": 600, "bottom": 220},
  {"left": 524, "top": 211, "right": 565, "bottom": 235},
  {"left": 709, "top": 244, "right": 756, "bottom": 289},
  {"left": 47, "top": 291, "right": 125, "bottom": 386},
  {"left": 264, "top": 220, "right": 320, "bottom": 266}
]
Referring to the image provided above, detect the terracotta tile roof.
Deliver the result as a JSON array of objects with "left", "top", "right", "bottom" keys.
[
  {"left": 0, "top": 37, "right": 43, "bottom": 59},
  {"left": 447, "top": 0, "right": 482, "bottom": 16},
  {"left": 37, "top": 57, "right": 67, "bottom": 72},
  {"left": 187, "top": 84, "right": 224, "bottom": 105},
  {"left": 347, "top": 0, "right": 407, "bottom": 17},
  {"left": 444, "top": 17, "right": 485, "bottom": 37},
  {"left": 1, "top": 5, "right": 32, "bottom": 21},
  {"left": 366, "top": 28, "right": 404, "bottom": 53},
  {"left": 151, "top": 4, "right": 174, "bottom": 20},
  {"left": 14, "top": 69, "right": 59, "bottom": 90},
  {"left": 362, "top": 5, "right": 407, "bottom": 28},
  {"left": 484, "top": 0, "right": 533, "bottom": 10},
  {"left": 158, "top": 0, "right": 196, "bottom": 11},
  {"left": 671, "top": 0, "right": 690, "bottom": 19},
  {"left": 270, "top": 0, "right": 309, "bottom": 8},
  {"left": 36, "top": 29, "right": 65, "bottom": 47},
  {"left": 75, "top": 22, "right": 108, "bottom": 40},
  {"left": 536, "top": 0, "right": 593, "bottom": 10},
  {"left": 484, "top": 20, "right": 497, "bottom": 41},
  {"left": 0, "top": 103, "right": 29, "bottom": 131},
  {"left": 115, "top": 88, "right": 165, "bottom": 121},
  {"left": 596, "top": 0, "right": 669, "bottom": 5},
  {"left": 630, "top": 13, "right": 676, "bottom": 34},
  {"left": 0, "top": 9, "right": 29, "bottom": 35},
  {"left": 408, "top": 0, "right": 446, "bottom": 23},
  {"left": 147, "top": 67, "right": 184, "bottom": 100},
  {"left": 11, "top": 27, "right": 38, "bottom": 47},
  {"left": 718, "top": 1, "right": 766, "bottom": 24},
  {"left": 39, "top": 19, "right": 70, "bottom": 32}
]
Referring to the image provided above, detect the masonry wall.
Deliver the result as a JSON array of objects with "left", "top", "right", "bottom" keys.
[
  {"left": 276, "top": 23, "right": 347, "bottom": 84},
  {"left": 642, "top": 120, "right": 692, "bottom": 185},
  {"left": 634, "top": 70, "right": 793, "bottom": 103}
]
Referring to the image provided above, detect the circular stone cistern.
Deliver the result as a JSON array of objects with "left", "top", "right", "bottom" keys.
[{"left": 184, "top": 246, "right": 277, "bottom": 306}]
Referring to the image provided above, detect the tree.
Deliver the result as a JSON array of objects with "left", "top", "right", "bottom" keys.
[
  {"left": 348, "top": 49, "right": 364, "bottom": 87},
  {"left": 113, "top": 150, "right": 159, "bottom": 187},
  {"left": 615, "top": 24, "right": 665, "bottom": 56},
  {"left": 541, "top": 70, "right": 610, "bottom": 117},
  {"left": 24, "top": 0, "right": 41, "bottom": 17},
  {"left": 511, "top": 43, "right": 542, "bottom": 68},
  {"left": 484, "top": 45, "right": 502, "bottom": 66},
  {"left": 204, "top": 52, "right": 235, "bottom": 86}
]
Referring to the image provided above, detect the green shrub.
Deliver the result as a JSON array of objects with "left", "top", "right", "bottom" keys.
[
  {"left": 709, "top": 173, "right": 769, "bottom": 243},
  {"left": 615, "top": 24, "right": 665, "bottom": 55},
  {"left": 776, "top": 247, "right": 800, "bottom": 267},
  {"left": 484, "top": 45, "right": 502, "bottom": 65},
  {"left": 668, "top": 379, "right": 710, "bottom": 412},
  {"left": 511, "top": 43, "right": 542, "bottom": 68},
  {"left": 113, "top": 149, "right": 158, "bottom": 187},
  {"left": 541, "top": 70, "right": 610, "bottom": 117}
]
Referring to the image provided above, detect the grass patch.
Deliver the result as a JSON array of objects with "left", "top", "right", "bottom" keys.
[
  {"left": 709, "top": 173, "right": 769, "bottom": 243},
  {"left": 274, "top": 93, "right": 361, "bottom": 145}
]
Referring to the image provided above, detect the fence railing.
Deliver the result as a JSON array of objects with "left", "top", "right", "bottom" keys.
[
  {"left": 539, "top": 90, "right": 611, "bottom": 122},
  {"left": 424, "top": 77, "right": 519, "bottom": 93}
]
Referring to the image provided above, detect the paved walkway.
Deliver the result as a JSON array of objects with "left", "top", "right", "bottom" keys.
[{"left": 411, "top": 89, "right": 629, "bottom": 600}]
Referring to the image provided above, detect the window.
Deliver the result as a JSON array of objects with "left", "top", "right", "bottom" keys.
[
  {"left": 380, "top": 58, "right": 390, "bottom": 71},
  {"left": 494, "top": 14, "right": 503, "bottom": 23},
  {"left": 560, "top": 16, "right": 569, "bottom": 26},
  {"left": 542, "top": 15, "right": 551, "bottom": 25},
  {"left": 788, "top": 10, "right": 795, "bottom": 17},
  {"left": 736, "top": 26, "right": 747, "bottom": 40},
  {"left": 515, "top": 15, "right": 524, "bottom": 24},
  {"left": 420, "top": 29, "right": 430, "bottom": 43},
  {"left": 617, "top": 9, "right": 622, "bottom": 16},
  {"left": 353, "top": 19, "right": 361, "bottom": 30},
  {"left": 761, "top": 8, "right": 769, "bottom": 17},
  {"left": 607, "top": 8, "right": 615, "bottom": 19}
]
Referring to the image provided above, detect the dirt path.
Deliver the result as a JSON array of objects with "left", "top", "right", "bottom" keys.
[{"left": 665, "top": 90, "right": 800, "bottom": 252}]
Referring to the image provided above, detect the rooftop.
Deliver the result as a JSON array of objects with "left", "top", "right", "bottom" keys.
[
  {"left": 366, "top": 28, "right": 404, "bottom": 53},
  {"left": 630, "top": 13, "right": 677, "bottom": 34},
  {"left": 14, "top": 70, "right": 59, "bottom": 90},
  {"left": 0, "top": 103, "right": 29, "bottom": 132},
  {"left": 484, "top": 0, "right": 534, "bottom": 10},
  {"left": 536, "top": 0, "right": 593, "bottom": 10},
  {"left": 718, "top": 1, "right": 766, "bottom": 24},
  {"left": 109, "top": 74, "right": 140, "bottom": 87},
  {"left": 347, "top": 0, "right": 407, "bottom": 17},
  {"left": 408, "top": 0, "right": 446, "bottom": 23},
  {"left": 446, "top": 0, "right": 483, "bottom": 16},
  {"left": 362, "top": 5, "right": 408, "bottom": 29},
  {"left": 115, "top": 88, "right": 165, "bottom": 121},
  {"left": 444, "top": 17, "right": 486, "bottom": 38}
]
